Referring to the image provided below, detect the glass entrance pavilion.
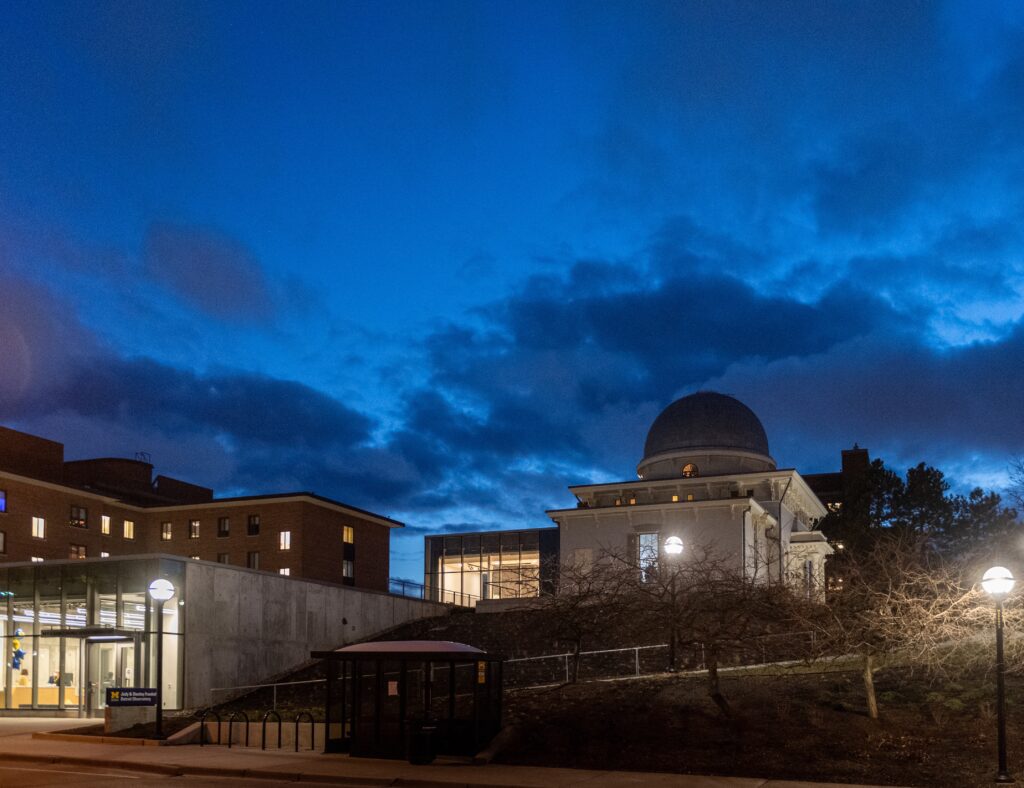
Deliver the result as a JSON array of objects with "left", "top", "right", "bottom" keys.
[{"left": 0, "top": 556, "right": 184, "bottom": 714}]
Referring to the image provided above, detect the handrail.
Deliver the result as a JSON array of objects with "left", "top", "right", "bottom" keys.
[
  {"left": 261, "top": 709, "right": 282, "bottom": 750},
  {"left": 294, "top": 711, "right": 314, "bottom": 752},
  {"left": 198, "top": 709, "right": 221, "bottom": 746},
  {"left": 227, "top": 711, "right": 250, "bottom": 749}
]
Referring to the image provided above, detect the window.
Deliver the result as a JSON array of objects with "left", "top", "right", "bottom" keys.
[
  {"left": 123, "top": 520, "right": 135, "bottom": 540},
  {"left": 682, "top": 463, "right": 699, "bottom": 478},
  {"left": 161, "top": 522, "right": 172, "bottom": 541},
  {"left": 32, "top": 516, "right": 45, "bottom": 539},
  {"left": 100, "top": 551, "right": 110, "bottom": 558},
  {"left": 101, "top": 515, "right": 111, "bottom": 535},
  {"left": 671, "top": 494, "right": 679, "bottom": 502},
  {"left": 31, "top": 556, "right": 44, "bottom": 563},
  {"left": 628, "top": 497, "right": 637, "bottom": 505},
  {"left": 69, "top": 505, "right": 88, "bottom": 528},
  {"left": 0, "top": 530, "right": 5, "bottom": 553},
  {"left": 614, "top": 498, "right": 622, "bottom": 506},
  {"left": 217, "top": 553, "right": 229, "bottom": 564},
  {"left": 637, "top": 532, "right": 659, "bottom": 582},
  {"left": 279, "top": 531, "right": 291, "bottom": 550},
  {"left": 342, "top": 560, "right": 354, "bottom": 579},
  {"left": 247, "top": 514, "right": 260, "bottom": 536},
  {"left": 0, "top": 489, "right": 7, "bottom": 512},
  {"left": 686, "top": 494, "right": 694, "bottom": 502},
  {"left": 804, "top": 559, "right": 815, "bottom": 599},
  {"left": 279, "top": 567, "right": 290, "bottom": 576},
  {"left": 189, "top": 520, "right": 200, "bottom": 539},
  {"left": 69, "top": 544, "right": 87, "bottom": 559},
  {"left": 217, "top": 517, "right": 230, "bottom": 537},
  {"left": 247, "top": 551, "right": 260, "bottom": 569},
  {"left": 343, "top": 525, "right": 355, "bottom": 544}
]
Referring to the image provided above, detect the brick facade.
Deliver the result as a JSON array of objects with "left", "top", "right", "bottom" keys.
[{"left": 0, "top": 427, "right": 399, "bottom": 592}]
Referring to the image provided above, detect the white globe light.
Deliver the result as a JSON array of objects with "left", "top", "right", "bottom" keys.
[
  {"left": 663, "top": 536, "right": 683, "bottom": 556},
  {"left": 982, "top": 566, "right": 1015, "bottom": 597},
  {"left": 148, "top": 578, "right": 175, "bottom": 602}
]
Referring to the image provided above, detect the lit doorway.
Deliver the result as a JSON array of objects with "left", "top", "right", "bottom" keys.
[{"left": 83, "top": 636, "right": 140, "bottom": 716}]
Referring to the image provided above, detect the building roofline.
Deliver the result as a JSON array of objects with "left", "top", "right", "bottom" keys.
[
  {"left": 0, "top": 470, "right": 402, "bottom": 528},
  {"left": 547, "top": 497, "right": 775, "bottom": 519},
  {"left": 421, "top": 526, "right": 557, "bottom": 542},
  {"left": 568, "top": 467, "right": 801, "bottom": 493},
  {"left": 146, "top": 492, "right": 404, "bottom": 528}
]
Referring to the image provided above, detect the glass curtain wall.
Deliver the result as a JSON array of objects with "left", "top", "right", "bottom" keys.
[
  {"left": 425, "top": 530, "right": 543, "bottom": 605},
  {"left": 0, "top": 558, "right": 186, "bottom": 712}
]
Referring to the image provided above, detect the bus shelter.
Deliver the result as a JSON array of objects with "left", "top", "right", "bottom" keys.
[{"left": 311, "top": 640, "right": 503, "bottom": 761}]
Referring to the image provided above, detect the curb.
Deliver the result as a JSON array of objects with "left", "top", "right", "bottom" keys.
[
  {"left": 0, "top": 750, "right": 529, "bottom": 788},
  {"left": 32, "top": 731, "right": 168, "bottom": 746}
]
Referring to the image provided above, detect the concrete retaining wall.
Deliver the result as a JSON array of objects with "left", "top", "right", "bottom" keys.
[{"left": 183, "top": 562, "right": 446, "bottom": 708}]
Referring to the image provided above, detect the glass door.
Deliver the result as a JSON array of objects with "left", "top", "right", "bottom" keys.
[{"left": 85, "top": 640, "right": 134, "bottom": 716}]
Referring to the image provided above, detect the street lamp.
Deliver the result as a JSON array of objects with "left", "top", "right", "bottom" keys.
[
  {"left": 664, "top": 536, "right": 683, "bottom": 671},
  {"left": 982, "top": 566, "right": 1015, "bottom": 784},
  {"left": 148, "top": 578, "right": 175, "bottom": 740}
]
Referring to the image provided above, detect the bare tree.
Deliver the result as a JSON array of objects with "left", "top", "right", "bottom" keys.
[
  {"left": 799, "top": 532, "right": 1023, "bottom": 719},
  {"left": 614, "top": 544, "right": 799, "bottom": 719},
  {"left": 1010, "top": 455, "right": 1024, "bottom": 511},
  {"left": 531, "top": 556, "right": 630, "bottom": 683}
]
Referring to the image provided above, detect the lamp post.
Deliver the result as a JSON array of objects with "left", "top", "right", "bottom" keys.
[
  {"left": 663, "top": 536, "right": 684, "bottom": 671},
  {"left": 148, "top": 578, "right": 175, "bottom": 740},
  {"left": 982, "top": 566, "right": 1015, "bottom": 784}
]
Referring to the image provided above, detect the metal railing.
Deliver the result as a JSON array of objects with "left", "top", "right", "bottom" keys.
[
  {"left": 389, "top": 577, "right": 480, "bottom": 607},
  {"left": 208, "top": 632, "right": 818, "bottom": 706}
]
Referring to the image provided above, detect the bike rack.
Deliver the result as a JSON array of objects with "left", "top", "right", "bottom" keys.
[
  {"left": 227, "top": 710, "right": 250, "bottom": 749},
  {"left": 261, "top": 709, "right": 282, "bottom": 750},
  {"left": 294, "top": 711, "right": 314, "bottom": 752},
  {"left": 198, "top": 709, "right": 222, "bottom": 746}
]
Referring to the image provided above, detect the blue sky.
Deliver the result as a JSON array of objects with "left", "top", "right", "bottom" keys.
[{"left": 2, "top": 1, "right": 1023, "bottom": 581}]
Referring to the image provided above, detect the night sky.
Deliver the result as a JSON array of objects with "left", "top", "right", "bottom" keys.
[{"left": 2, "top": 1, "right": 1023, "bottom": 581}]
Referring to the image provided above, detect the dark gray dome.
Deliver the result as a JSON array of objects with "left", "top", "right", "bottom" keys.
[{"left": 643, "top": 392, "right": 769, "bottom": 460}]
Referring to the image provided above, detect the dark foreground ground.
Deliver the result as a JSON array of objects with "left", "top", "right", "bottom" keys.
[{"left": 500, "top": 667, "right": 1022, "bottom": 788}]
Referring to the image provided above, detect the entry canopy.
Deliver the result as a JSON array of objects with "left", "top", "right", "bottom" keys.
[{"left": 312, "top": 640, "right": 490, "bottom": 660}]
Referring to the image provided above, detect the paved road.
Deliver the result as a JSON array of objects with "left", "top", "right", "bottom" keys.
[{"left": 0, "top": 763, "right": 379, "bottom": 787}]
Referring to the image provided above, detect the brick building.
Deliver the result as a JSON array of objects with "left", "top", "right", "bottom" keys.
[{"left": 0, "top": 425, "right": 400, "bottom": 591}]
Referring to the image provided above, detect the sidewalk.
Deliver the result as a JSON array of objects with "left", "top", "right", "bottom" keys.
[{"left": 0, "top": 730, "right": 893, "bottom": 788}]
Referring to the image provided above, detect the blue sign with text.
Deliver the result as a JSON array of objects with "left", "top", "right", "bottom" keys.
[{"left": 106, "top": 688, "right": 157, "bottom": 706}]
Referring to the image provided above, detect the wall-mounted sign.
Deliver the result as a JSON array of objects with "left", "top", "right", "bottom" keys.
[
  {"left": 106, "top": 688, "right": 157, "bottom": 706},
  {"left": 387, "top": 680, "right": 399, "bottom": 696}
]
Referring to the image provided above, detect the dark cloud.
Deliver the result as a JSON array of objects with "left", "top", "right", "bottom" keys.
[{"left": 144, "top": 222, "right": 276, "bottom": 323}]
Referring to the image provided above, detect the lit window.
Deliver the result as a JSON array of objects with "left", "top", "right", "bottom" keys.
[
  {"left": 279, "top": 567, "right": 290, "bottom": 576},
  {"left": 628, "top": 497, "right": 637, "bottom": 505},
  {"left": 682, "top": 463, "right": 699, "bottom": 478},
  {"left": 614, "top": 498, "right": 622, "bottom": 506},
  {"left": 343, "top": 560, "right": 354, "bottom": 579},
  {"left": 247, "top": 551, "right": 260, "bottom": 569},
  {"left": 343, "top": 525, "right": 355, "bottom": 544},
  {"left": 0, "top": 489, "right": 6, "bottom": 512},
  {"left": 247, "top": 514, "right": 260, "bottom": 536},
  {"left": 279, "top": 531, "right": 291, "bottom": 550},
  {"left": 32, "top": 516, "right": 45, "bottom": 539},
  {"left": 70, "top": 506, "right": 88, "bottom": 528},
  {"left": 101, "top": 515, "right": 110, "bottom": 535},
  {"left": 100, "top": 551, "right": 110, "bottom": 558},
  {"left": 686, "top": 494, "right": 694, "bottom": 502},
  {"left": 69, "top": 544, "right": 86, "bottom": 559},
  {"left": 161, "top": 522, "right": 172, "bottom": 541},
  {"left": 217, "top": 553, "right": 229, "bottom": 564},
  {"left": 217, "top": 517, "right": 230, "bottom": 537},
  {"left": 0, "top": 530, "right": 5, "bottom": 553},
  {"left": 189, "top": 520, "right": 200, "bottom": 539},
  {"left": 671, "top": 494, "right": 679, "bottom": 502},
  {"left": 123, "top": 520, "right": 135, "bottom": 540},
  {"left": 31, "top": 556, "right": 44, "bottom": 563},
  {"left": 637, "top": 533, "right": 659, "bottom": 582}
]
